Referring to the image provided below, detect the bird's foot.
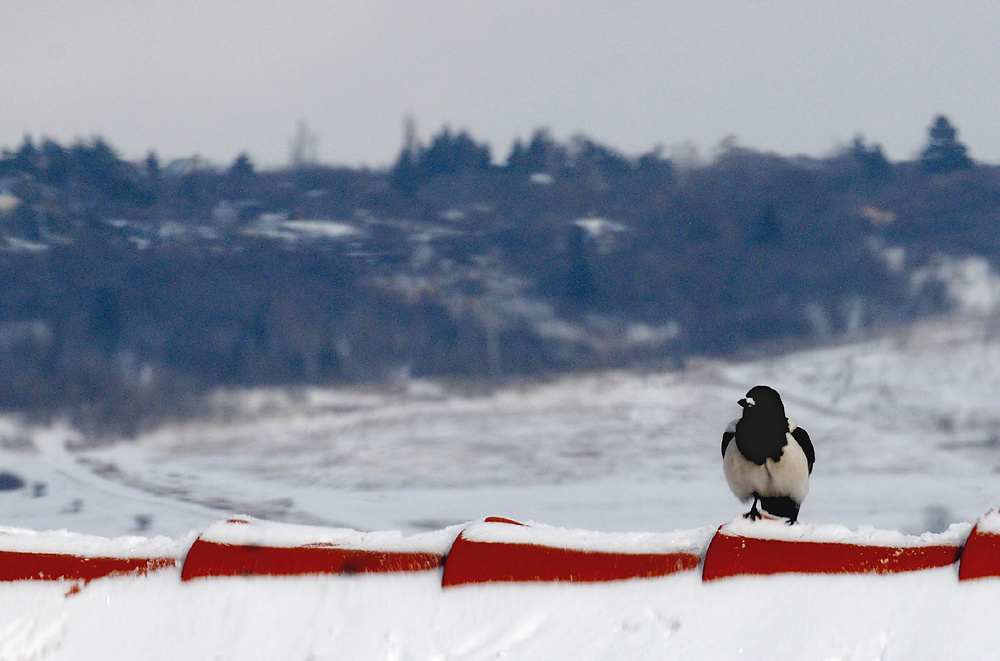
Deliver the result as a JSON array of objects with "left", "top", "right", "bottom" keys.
[{"left": 743, "top": 505, "right": 762, "bottom": 521}]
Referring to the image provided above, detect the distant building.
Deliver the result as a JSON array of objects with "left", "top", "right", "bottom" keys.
[{"left": 162, "top": 155, "right": 215, "bottom": 177}]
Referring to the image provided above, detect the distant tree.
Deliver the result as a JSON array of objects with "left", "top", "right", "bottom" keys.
[
  {"left": 569, "top": 137, "right": 632, "bottom": 182},
  {"left": 72, "top": 138, "right": 120, "bottom": 183},
  {"left": 12, "top": 134, "right": 38, "bottom": 175},
  {"left": 39, "top": 139, "right": 71, "bottom": 186},
  {"left": 289, "top": 120, "right": 318, "bottom": 168},
  {"left": 506, "top": 128, "right": 561, "bottom": 174},
  {"left": 564, "top": 223, "right": 595, "bottom": 307},
  {"left": 390, "top": 144, "right": 420, "bottom": 194},
  {"left": 421, "top": 126, "right": 491, "bottom": 176},
  {"left": 390, "top": 117, "right": 421, "bottom": 194},
  {"left": 920, "top": 115, "right": 972, "bottom": 173},
  {"left": 506, "top": 138, "right": 528, "bottom": 171},
  {"left": 6, "top": 202, "right": 42, "bottom": 241},
  {"left": 390, "top": 124, "right": 491, "bottom": 192},
  {"left": 850, "top": 136, "right": 890, "bottom": 182},
  {"left": 389, "top": 115, "right": 420, "bottom": 192},
  {"left": 229, "top": 152, "right": 255, "bottom": 178},
  {"left": 69, "top": 137, "right": 152, "bottom": 204},
  {"left": 750, "top": 202, "right": 783, "bottom": 245},
  {"left": 636, "top": 146, "right": 673, "bottom": 180},
  {"left": 144, "top": 151, "right": 161, "bottom": 179},
  {"left": 88, "top": 286, "right": 123, "bottom": 355}
]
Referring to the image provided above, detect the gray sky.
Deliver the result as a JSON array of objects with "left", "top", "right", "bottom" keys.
[{"left": 3, "top": 1, "right": 999, "bottom": 168}]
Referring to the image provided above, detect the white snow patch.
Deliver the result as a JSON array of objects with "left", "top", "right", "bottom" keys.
[
  {"left": 972, "top": 509, "right": 1000, "bottom": 535},
  {"left": 912, "top": 255, "right": 1000, "bottom": 314},
  {"left": 244, "top": 218, "right": 360, "bottom": 241},
  {"left": 0, "top": 526, "right": 187, "bottom": 559},
  {"left": 458, "top": 519, "right": 713, "bottom": 554},
  {"left": 719, "top": 517, "right": 971, "bottom": 547},
  {"left": 197, "top": 516, "right": 458, "bottom": 553},
  {"left": 0, "top": 562, "right": 998, "bottom": 659}
]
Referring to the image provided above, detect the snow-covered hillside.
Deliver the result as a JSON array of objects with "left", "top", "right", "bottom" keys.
[
  {"left": 1, "top": 315, "right": 1000, "bottom": 659},
  {"left": 3, "top": 315, "right": 1000, "bottom": 539}
]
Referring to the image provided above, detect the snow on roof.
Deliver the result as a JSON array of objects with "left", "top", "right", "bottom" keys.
[
  {"left": 196, "top": 517, "right": 458, "bottom": 554},
  {"left": 719, "top": 517, "right": 972, "bottom": 548},
  {"left": 973, "top": 509, "right": 1000, "bottom": 535},
  {"left": 0, "top": 525, "right": 189, "bottom": 559},
  {"left": 0, "top": 517, "right": 997, "bottom": 659},
  {"left": 458, "top": 519, "right": 714, "bottom": 554}
]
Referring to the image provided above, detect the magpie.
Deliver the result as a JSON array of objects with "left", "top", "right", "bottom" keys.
[{"left": 721, "top": 385, "right": 815, "bottom": 523}]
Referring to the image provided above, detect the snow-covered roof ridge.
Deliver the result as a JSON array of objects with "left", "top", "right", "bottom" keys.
[
  {"left": 719, "top": 517, "right": 972, "bottom": 548},
  {"left": 194, "top": 516, "right": 460, "bottom": 554},
  {"left": 458, "top": 518, "right": 716, "bottom": 554},
  {"left": 0, "top": 515, "right": 985, "bottom": 562},
  {"left": 972, "top": 509, "right": 1000, "bottom": 535},
  {"left": 0, "top": 525, "right": 191, "bottom": 559}
]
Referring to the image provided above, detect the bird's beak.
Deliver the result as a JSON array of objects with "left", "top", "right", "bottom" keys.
[{"left": 738, "top": 397, "right": 755, "bottom": 408}]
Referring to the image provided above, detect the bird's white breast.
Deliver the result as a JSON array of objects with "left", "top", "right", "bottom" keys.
[{"left": 723, "top": 428, "right": 810, "bottom": 504}]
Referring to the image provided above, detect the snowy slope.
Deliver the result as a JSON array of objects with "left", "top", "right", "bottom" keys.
[
  {"left": 2, "top": 315, "right": 999, "bottom": 539},
  {"left": 1, "top": 315, "right": 1000, "bottom": 658}
]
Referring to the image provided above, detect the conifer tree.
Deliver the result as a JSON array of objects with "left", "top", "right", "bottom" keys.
[{"left": 920, "top": 115, "right": 972, "bottom": 173}]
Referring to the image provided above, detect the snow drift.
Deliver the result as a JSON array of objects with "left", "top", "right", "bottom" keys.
[{"left": 3, "top": 512, "right": 1000, "bottom": 659}]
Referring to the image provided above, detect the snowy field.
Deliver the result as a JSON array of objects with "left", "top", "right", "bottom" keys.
[
  {"left": 2, "top": 314, "right": 1000, "bottom": 659},
  {"left": 3, "top": 314, "right": 1000, "bottom": 539}
]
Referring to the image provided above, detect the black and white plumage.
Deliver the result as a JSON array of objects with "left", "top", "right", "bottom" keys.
[{"left": 721, "top": 385, "right": 815, "bottom": 523}]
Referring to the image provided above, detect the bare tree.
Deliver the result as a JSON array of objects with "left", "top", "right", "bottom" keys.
[{"left": 289, "top": 120, "right": 318, "bottom": 168}]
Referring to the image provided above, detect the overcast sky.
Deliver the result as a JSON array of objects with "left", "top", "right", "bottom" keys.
[{"left": 3, "top": 1, "right": 999, "bottom": 169}]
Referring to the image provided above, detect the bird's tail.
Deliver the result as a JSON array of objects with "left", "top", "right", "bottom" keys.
[{"left": 758, "top": 496, "right": 800, "bottom": 522}]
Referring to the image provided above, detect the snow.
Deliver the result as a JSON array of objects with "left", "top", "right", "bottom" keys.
[
  {"left": 28, "top": 313, "right": 994, "bottom": 539},
  {"left": 457, "top": 518, "right": 713, "bottom": 554},
  {"left": 2, "top": 314, "right": 1000, "bottom": 657},
  {"left": 4, "top": 564, "right": 1000, "bottom": 659},
  {"left": 196, "top": 516, "right": 458, "bottom": 554},
  {"left": 912, "top": 256, "right": 1000, "bottom": 315},
  {"left": 972, "top": 509, "right": 1000, "bottom": 535},
  {"left": 0, "top": 527, "right": 185, "bottom": 560},
  {"left": 717, "top": 516, "right": 971, "bottom": 547},
  {"left": 243, "top": 218, "right": 360, "bottom": 241}
]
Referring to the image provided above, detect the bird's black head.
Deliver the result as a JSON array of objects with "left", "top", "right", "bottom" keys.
[
  {"left": 735, "top": 385, "right": 789, "bottom": 462},
  {"left": 738, "top": 385, "right": 786, "bottom": 419}
]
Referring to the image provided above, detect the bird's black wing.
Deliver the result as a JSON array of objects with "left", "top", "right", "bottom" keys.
[
  {"left": 721, "top": 420, "right": 737, "bottom": 458},
  {"left": 791, "top": 426, "right": 815, "bottom": 473}
]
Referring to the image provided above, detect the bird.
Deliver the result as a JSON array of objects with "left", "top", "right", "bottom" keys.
[{"left": 721, "top": 385, "right": 815, "bottom": 523}]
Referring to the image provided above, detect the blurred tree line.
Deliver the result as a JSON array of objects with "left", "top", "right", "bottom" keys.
[{"left": 0, "top": 115, "right": 997, "bottom": 436}]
